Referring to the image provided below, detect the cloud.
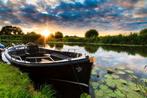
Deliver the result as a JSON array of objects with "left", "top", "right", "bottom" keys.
[
  {"left": 0, "top": 0, "right": 146, "bottom": 35},
  {"left": 112, "top": 0, "right": 140, "bottom": 8},
  {"left": 133, "top": 7, "right": 147, "bottom": 18}
]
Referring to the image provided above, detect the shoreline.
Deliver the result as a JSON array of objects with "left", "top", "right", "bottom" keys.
[{"left": 48, "top": 41, "right": 147, "bottom": 47}]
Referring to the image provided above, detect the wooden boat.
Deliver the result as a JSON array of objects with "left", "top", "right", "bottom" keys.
[{"left": 2, "top": 43, "right": 93, "bottom": 86}]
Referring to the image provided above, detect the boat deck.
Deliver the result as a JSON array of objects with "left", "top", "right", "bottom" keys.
[{"left": 8, "top": 48, "right": 78, "bottom": 63}]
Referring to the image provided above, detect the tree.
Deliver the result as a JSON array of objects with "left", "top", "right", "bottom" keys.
[
  {"left": 54, "top": 32, "right": 63, "bottom": 39},
  {"left": 12, "top": 27, "right": 23, "bottom": 35},
  {"left": 26, "top": 32, "right": 37, "bottom": 35},
  {"left": 85, "top": 29, "right": 99, "bottom": 38},
  {"left": 140, "top": 28, "right": 147, "bottom": 36},
  {"left": 23, "top": 32, "right": 41, "bottom": 43},
  {"left": 0, "top": 26, "right": 23, "bottom": 35}
]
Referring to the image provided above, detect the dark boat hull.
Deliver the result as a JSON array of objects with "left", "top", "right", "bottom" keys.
[{"left": 6, "top": 54, "right": 93, "bottom": 85}]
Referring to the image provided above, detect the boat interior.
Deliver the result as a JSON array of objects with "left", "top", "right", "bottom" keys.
[{"left": 8, "top": 45, "right": 82, "bottom": 63}]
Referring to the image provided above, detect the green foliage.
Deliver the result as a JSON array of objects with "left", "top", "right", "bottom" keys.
[
  {"left": 80, "top": 93, "right": 91, "bottom": 98},
  {"left": 0, "top": 62, "right": 55, "bottom": 98},
  {"left": 63, "top": 36, "right": 86, "bottom": 42},
  {"left": 23, "top": 32, "right": 41, "bottom": 43},
  {"left": 85, "top": 29, "right": 99, "bottom": 38},
  {"left": 99, "top": 33, "right": 147, "bottom": 45},
  {"left": 0, "top": 26, "right": 42, "bottom": 43},
  {"left": 91, "top": 66, "right": 147, "bottom": 98},
  {"left": 62, "top": 28, "right": 147, "bottom": 45},
  {"left": 140, "top": 28, "right": 147, "bottom": 36},
  {"left": 0, "top": 26, "right": 23, "bottom": 35},
  {"left": 38, "top": 85, "right": 55, "bottom": 98},
  {"left": 54, "top": 31, "right": 63, "bottom": 39}
]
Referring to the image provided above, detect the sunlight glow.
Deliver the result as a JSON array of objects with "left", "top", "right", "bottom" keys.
[{"left": 41, "top": 29, "right": 51, "bottom": 37}]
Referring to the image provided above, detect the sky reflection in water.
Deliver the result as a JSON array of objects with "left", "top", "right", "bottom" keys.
[{"left": 46, "top": 44, "right": 147, "bottom": 78}]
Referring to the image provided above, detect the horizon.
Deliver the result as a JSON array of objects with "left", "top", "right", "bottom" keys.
[{"left": 0, "top": 0, "right": 147, "bottom": 36}]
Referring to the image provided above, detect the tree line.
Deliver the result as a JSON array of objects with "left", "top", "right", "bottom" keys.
[
  {"left": 0, "top": 26, "right": 63, "bottom": 43},
  {"left": 0, "top": 25, "right": 147, "bottom": 45},
  {"left": 63, "top": 28, "right": 147, "bottom": 45}
]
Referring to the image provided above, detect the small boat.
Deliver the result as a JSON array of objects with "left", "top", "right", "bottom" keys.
[
  {"left": 0, "top": 43, "right": 5, "bottom": 52},
  {"left": 2, "top": 43, "right": 93, "bottom": 86}
]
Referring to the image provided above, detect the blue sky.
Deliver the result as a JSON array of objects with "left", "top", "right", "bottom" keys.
[{"left": 0, "top": 0, "right": 147, "bottom": 36}]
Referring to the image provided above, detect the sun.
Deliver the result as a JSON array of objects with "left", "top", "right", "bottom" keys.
[{"left": 41, "top": 29, "right": 51, "bottom": 37}]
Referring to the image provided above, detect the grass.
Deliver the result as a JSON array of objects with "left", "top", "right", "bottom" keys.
[{"left": 0, "top": 62, "right": 55, "bottom": 98}]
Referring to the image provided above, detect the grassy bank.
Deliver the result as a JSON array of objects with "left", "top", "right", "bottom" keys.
[{"left": 0, "top": 62, "right": 55, "bottom": 98}]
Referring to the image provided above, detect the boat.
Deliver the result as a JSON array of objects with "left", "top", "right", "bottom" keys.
[
  {"left": 2, "top": 43, "right": 93, "bottom": 86},
  {"left": 0, "top": 43, "right": 5, "bottom": 52}
]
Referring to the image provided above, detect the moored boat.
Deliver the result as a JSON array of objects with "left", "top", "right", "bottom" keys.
[
  {"left": 0, "top": 43, "right": 5, "bottom": 52},
  {"left": 2, "top": 43, "right": 93, "bottom": 86}
]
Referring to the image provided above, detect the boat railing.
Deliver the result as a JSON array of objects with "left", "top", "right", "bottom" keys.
[
  {"left": 11, "top": 55, "right": 22, "bottom": 61},
  {"left": 68, "top": 49, "right": 80, "bottom": 57},
  {"left": 25, "top": 55, "right": 55, "bottom": 63},
  {"left": 68, "top": 49, "right": 76, "bottom": 53},
  {"left": 67, "top": 49, "right": 87, "bottom": 57},
  {"left": 8, "top": 45, "right": 27, "bottom": 52}
]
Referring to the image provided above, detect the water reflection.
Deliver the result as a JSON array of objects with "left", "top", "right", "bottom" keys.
[
  {"left": 65, "top": 43, "right": 147, "bottom": 57},
  {"left": 48, "top": 43, "right": 55, "bottom": 48},
  {"left": 55, "top": 43, "right": 64, "bottom": 50},
  {"left": 84, "top": 45, "right": 99, "bottom": 53},
  {"left": 47, "top": 43, "right": 147, "bottom": 77},
  {"left": 46, "top": 43, "right": 64, "bottom": 50},
  {"left": 101, "top": 45, "right": 147, "bottom": 57}
]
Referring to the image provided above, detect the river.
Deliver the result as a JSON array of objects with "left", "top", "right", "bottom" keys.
[
  {"left": 46, "top": 43, "right": 147, "bottom": 78},
  {"left": 43, "top": 43, "right": 147, "bottom": 98}
]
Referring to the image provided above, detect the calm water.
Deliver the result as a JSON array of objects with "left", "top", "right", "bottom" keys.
[
  {"left": 46, "top": 43, "right": 147, "bottom": 78},
  {"left": 2, "top": 42, "right": 146, "bottom": 97}
]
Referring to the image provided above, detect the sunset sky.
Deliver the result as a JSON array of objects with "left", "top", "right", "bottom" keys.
[{"left": 0, "top": 0, "right": 147, "bottom": 36}]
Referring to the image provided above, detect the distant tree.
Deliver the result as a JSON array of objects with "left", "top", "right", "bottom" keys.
[
  {"left": 85, "top": 29, "right": 99, "bottom": 38},
  {"left": 23, "top": 31, "right": 41, "bottom": 43},
  {"left": 54, "top": 32, "right": 63, "bottom": 39},
  {"left": 26, "top": 32, "right": 37, "bottom": 35},
  {"left": 140, "top": 28, "right": 147, "bottom": 36},
  {"left": 47, "top": 33, "right": 55, "bottom": 41},
  {"left": 49, "top": 33, "right": 54, "bottom": 38},
  {"left": 0, "top": 26, "right": 23, "bottom": 35}
]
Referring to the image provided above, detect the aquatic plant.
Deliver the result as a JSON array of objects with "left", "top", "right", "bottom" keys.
[
  {"left": 91, "top": 66, "right": 147, "bottom": 98},
  {"left": 80, "top": 93, "right": 91, "bottom": 98}
]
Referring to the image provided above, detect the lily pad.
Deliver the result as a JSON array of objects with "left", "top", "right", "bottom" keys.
[
  {"left": 119, "top": 79, "right": 127, "bottom": 85},
  {"left": 115, "top": 66, "right": 125, "bottom": 70},
  {"left": 90, "top": 66, "right": 147, "bottom": 98},
  {"left": 125, "top": 70, "right": 134, "bottom": 74},
  {"left": 117, "top": 71, "right": 126, "bottom": 75},
  {"left": 114, "top": 90, "right": 125, "bottom": 98},
  {"left": 112, "top": 74, "right": 120, "bottom": 79},
  {"left": 104, "top": 74, "right": 113, "bottom": 79},
  {"left": 107, "top": 68, "right": 115, "bottom": 74}
]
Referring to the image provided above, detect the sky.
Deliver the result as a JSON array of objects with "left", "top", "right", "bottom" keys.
[{"left": 0, "top": 0, "right": 147, "bottom": 36}]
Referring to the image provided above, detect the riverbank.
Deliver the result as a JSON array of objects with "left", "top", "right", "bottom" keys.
[
  {"left": 0, "top": 62, "right": 55, "bottom": 98},
  {"left": 48, "top": 41, "right": 147, "bottom": 47}
]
